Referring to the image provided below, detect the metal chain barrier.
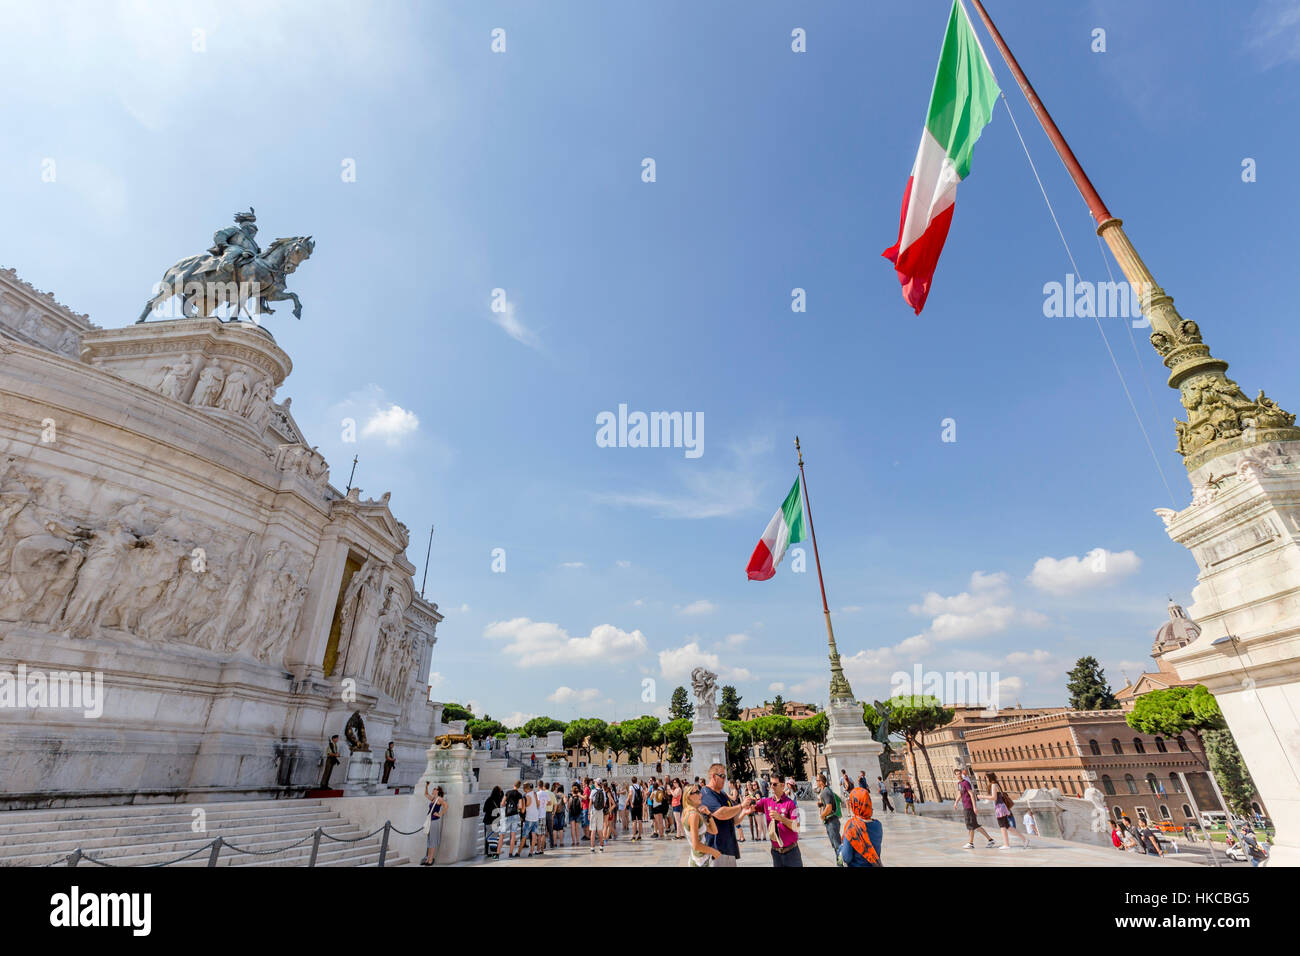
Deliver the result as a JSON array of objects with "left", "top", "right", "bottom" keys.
[{"left": 42, "top": 817, "right": 411, "bottom": 867}]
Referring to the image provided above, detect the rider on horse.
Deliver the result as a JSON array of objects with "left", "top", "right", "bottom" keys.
[{"left": 201, "top": 208, "right": 262, "bottom": 279}]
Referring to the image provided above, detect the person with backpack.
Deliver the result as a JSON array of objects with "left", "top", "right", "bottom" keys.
[
  {"left": 649, "top": 781, "right": 668, "bottom": 838},
  {"left": 567, "top": 784, "right": 584, "bottom": 846},
  {"left": 482, "top": 785, "right": 503, "bottom": 858},
  {"left": 815, "top": 772, "right": 843, "bottom": 856},
  {"left": 902, "top": 784, "right": 916, "bottom": 815},
  {"left": 588, "top": 777, "right": 609, "bottom": 852},
  {"left": 986, "top": 772, "right": 1027, "bottom": 849},
  {"left": 500, "top": 780, "right": 524, "bottom": 859},
  {"left": 628, "top": 776, "right": 645, "bottom": 841}
]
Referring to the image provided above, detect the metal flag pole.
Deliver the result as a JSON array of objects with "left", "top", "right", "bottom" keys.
[
  {"left": 795, "top": 436, "right": 855, "bottom": 702},
  {"left": 420, "top": 524, "right": 434, "bottom": 599}
]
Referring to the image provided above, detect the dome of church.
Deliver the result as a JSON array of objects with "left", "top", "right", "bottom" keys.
[{"left": 1153, "top": 599, "right": 1200, "bottom": 656}]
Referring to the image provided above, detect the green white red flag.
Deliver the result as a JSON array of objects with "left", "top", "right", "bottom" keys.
[
  {"left": 746, "top": 477, "right": 806, "bottom": 581},
  {"left": 883, "top": 0, "right": 1000, "bottom": 314}
]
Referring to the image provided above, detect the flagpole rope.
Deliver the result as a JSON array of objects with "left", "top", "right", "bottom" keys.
[{"left": 997, "top": 91, "right": 1178, "bottom": 507}]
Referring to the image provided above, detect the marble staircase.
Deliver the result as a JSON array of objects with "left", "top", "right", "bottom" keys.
[{"left": 0, "top": 798, "right": 411, "bottom": 867}]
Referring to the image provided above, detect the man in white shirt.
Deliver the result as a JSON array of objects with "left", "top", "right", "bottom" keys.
[
  {"left": 536, "top": 784, "right": 554, "bottom": 853},
  {"left": 522, "top": 782, "right": 543, "bottom": 857}
]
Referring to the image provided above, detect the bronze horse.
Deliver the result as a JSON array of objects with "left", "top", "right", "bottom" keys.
[{"left": 137, "top": 235, "right": 315, "bottom": 324}]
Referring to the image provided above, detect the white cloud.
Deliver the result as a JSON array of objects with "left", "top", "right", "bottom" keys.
[
  {"left": 768, "top": 682, "right": 785, "bottom": 693},
  {"left": 841, "top": 605, "right": 863, "bottom": 614},
  {"left": 361, "top": 403, "right": 420, "bottom": 446},
  {"left": 615, "top": 560, "right": 631, "bottom": 568},
  {"left": 488, "top": 298, "right": 541, "bottom": 349},
  {"left": 548, "top": 686, "right": 602, "bottom": 706},
  {"left": 453, "top": 603, "right": 470, "bottom": 613},
  {"left": 632, "top": 599, "right": 645, "bottom": 608},
  {"left": 723, "top": 633, "right": 750, "bottom": 647},
  {"left": 483, "top": 618, "right": 648, "bottom": 668},
  {"left": 1004, "top": 649, "right": 1052, "bottom": 666},
  {"left": 1246, "top": 0, "right": 1300, "bottom": 69},
  {"left": 680, "top": 599, "right": 715, "bottom": 616},
  {"left": 910, "top": 571, "right": 1009, "bottom": 616},
  {"left": 658, "top": 641, "right": 752, "bottom": 682},
  {"left": 428, "top": 672, "right": 444, "bottom": 688},
  {"left": 594, "top": 437, "right": 772, "bottom": 519},
  {"left": 1028, "top": 548, "right": 1140, "bottom": 595},
  {"left": 500, "top": 711, "right": 539, "bottom": 728},
  {"left": 560, "top": 561, "right": 586, "bottom": 569}
]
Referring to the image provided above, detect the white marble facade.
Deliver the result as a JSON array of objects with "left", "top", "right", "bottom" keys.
[{"left": 0, "top": 268, "right": 442, "bottom": 808}]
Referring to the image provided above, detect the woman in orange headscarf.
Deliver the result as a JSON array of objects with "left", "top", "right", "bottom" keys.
[{"left": 838, "top": 786, "right": 883, "bottom": 867}]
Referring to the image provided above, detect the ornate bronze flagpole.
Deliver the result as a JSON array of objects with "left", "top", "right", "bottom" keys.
[
  {"left": 968, "top": 0, "right": 1300, "bottom": 471},
  {"left": 795, "top": 436, "right": 855, "bottom": 702}
]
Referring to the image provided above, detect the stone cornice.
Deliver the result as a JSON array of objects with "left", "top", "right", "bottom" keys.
[{"left": 0, "top": 267, "right": 96, "bottom": 330}]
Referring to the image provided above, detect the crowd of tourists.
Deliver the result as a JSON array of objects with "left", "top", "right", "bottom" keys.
[{"left": 474, "top": 762, "right": 886, "bottom": 867}]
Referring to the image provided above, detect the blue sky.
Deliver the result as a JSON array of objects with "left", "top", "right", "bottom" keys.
[{"left": 4, "top": 0, "right": 1299, "bottom": 726}]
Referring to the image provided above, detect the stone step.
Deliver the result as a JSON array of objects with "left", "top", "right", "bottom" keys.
[
  {"left": 0, "top": 806, "right": 340, "bottom": 840},
  {"left": 0, "top": 798, "right": 331, "bottom": 826},
  {"left": 0, "top": 817, "right": 367, "bottom": 859},
  {"left": 0, "top": 798, "right": 410, "bottom": 868}
]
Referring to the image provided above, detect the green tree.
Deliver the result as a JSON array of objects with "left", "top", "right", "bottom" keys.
[
  {"left": 795, "top": 711, "right": 829, "bottom": 780},
  {"left": 1066, "top": 656, "right": 1118, "bottom": 710},
  {"left": 884, "top": 695, "right": 953, "bottom": 802},
  {"left": 669, "top": 686, "right": 695, "bottom": 721},
  {"left": 441, "top": 702, "right": 474, "bottom": 722},
  {"left": 664, "top": 718, "right": 693, "bottom": 762},
  {"left": 521, "top": 716, "right": 567, "bottom": 739},
  {"left": 721, "top": 719, "right": 755, "bottom": 781},
  {"left": 750, "top": 715, "right": 806, "bottom": 778},
  {"left": 563, "top": 717, "right": 608, "bottom": 765},
  {"left": 718, "top": 685, "right": 742, "bottom": 722},
  {"left": 1127, "top": 685, "right": 1259, "bottom": 816},
  {"left": 620, "top": 715, "right": 664, "bottom": 763},
  {"left": 765, "top": 694, "right": 787, "bottom": 716},
  {"left": 466, "top": 718, "right": 507, "bottom": 740}
]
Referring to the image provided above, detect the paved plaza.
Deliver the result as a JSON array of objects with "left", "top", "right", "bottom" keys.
[{"left": 449, "top": 802, "right": 1201, "bottom": 867}]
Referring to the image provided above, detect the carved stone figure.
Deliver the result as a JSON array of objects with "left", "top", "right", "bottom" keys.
[
  {"left": 216, "top": 367, "right": 251, "bottom": 415},
  {"left": 247, "top": 377, "right": 274, "bottom": 429},
  {"left": 190, "top": 364, "right": 225, "bottom": 408},
  {"left": 691, "top": 666, "right": 719, "bottom": 722},
  {"left": 156, "top": 353, "right": 194, "bottom": 401},
  {"left": 338, "top": 558, "right": 385, "bottom": 675},
  {"left": 60, "top": 519, "right": 139, "bottom": 637}
]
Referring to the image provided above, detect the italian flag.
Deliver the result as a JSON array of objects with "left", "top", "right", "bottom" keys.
[
  {"left": 882, "top": 0, "right": 1000, "bottom": 315},
  {"left": 746, "top": 477, "right": 806, "bottom": 581}
]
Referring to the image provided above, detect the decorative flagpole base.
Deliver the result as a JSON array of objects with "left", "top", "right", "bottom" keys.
[{"left": 822, "top": 697, "right": 883, "bottom": 793}]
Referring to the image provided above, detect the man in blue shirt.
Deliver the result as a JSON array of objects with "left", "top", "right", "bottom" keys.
[{"left": 699, "top": 763, "right": 753, "bottom": 867}]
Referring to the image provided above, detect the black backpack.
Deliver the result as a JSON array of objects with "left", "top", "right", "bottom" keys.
[
  {"left": 592, "top": 788, "right": 607, "bottom": 811},
  {"left": 630, "top": 785, "right": 643, "bottom": 809},
  {"left": 568, "top": 794, "right": 582, "bottom": 817},
  {"left": 504, "top": 789, "right": 521, "bottom": 816}
]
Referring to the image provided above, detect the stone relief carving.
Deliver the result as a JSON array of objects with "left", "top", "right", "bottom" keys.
[
  {"left": 1173, "top": 374, "right": 1297, "bottom": 459},
  {"left": 190, "top": 363, "right": 225, "bottom": 407},
  {"left": 0, "top": 461, "right": 309, "bottom": 664},
  {"left": 155, "top": 353, "right": 194, "bottom": 401},
  {"left": 216, "top": 366, "right": 252, "bottom": 414}
]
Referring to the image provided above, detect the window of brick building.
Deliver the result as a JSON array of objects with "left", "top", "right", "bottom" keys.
[
  {"left": 1111, "top": 738, "right": 1123, "bottom": 755},
  {"left": 1169, "top": 773, "right": 1183, "bottom": 793},
  {"left": 1146, "top": 773, "right": 1159, "bottom": 794},
  {"left": 1182, "top": 804, "right": 1193, "bottom": 819},
  {"left": 1176, "top": 737, "right": 1189, "bottom": 752},
  {"left": 1089, "top": 739, "right": 1100, "bottom": 755},
  {"left": 1102, "top": 775, "right": 1116, "bottom": 796},
  {"left": 1133, "top": 738, "right": 1146, "bottom": 754},
  {"left": 1160, "top": 805, "right": 1171, "bottom": 820},
  {"left": 1155, "top": 737, "right": 1167, "bottom": 753},
  {"left": 1125, "top": 774, "right": 1139, "bottom": 794}
]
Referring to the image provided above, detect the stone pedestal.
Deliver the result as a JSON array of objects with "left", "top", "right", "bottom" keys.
[
  {"left": 687, "top": 719, "right": 729, "bottom": 782},
  {"left": 542, "top": 754, "right": 569, "bottom": 786},
  {"left": 342, "top": 751, "right": 381, "bottom": 795},
  {"left": 1160, "top": 440, "right": 1300, "bottom": 867},
  {"left": 822, "top": 698, "right": 883, "bottom": 793}
]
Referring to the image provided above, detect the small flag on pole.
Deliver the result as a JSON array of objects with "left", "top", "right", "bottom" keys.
[
  {"left": 746, "top": 477, "right": 806, "bottom": 581},
  {"left": 882, "top": 0, "right": 1000, "bottom": 314}
]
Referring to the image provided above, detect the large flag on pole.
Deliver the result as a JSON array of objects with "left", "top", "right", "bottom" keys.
[
  {"left": 746, "top": 477, "right": 806, "bottom": 581},
  {"left": 882, "top": 0, "right": 1000, "bottom": 314}
]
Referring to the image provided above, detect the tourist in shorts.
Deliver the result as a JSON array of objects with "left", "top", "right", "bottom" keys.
[
  {"left": 521, "top": 782, "right": 542, "bottom": 856},
  {"left": 699, "top": 763, "right": 753, "bottom": 867},
  {"left": 902, "top": 784, "right": 916, "bottom": 814},
  {"left": 500, "top": 780, "right": 524, "bottom": 858},
  {"left": 954, "top": 768, "right": 995, "bottom": 848},
  {"left": 682, "top": 784, "right": 721, "bottom": 867},
  {"left": 753, "top": 774, "right": 803, "bottom": 867},
  {"left": 568, "top": 784, "right": 584, "bottom": 847},
  {"left": 628, "top": 776, "right": 645, "bottom": 840},
  {"left": 588, "top": 777, "right": 609, "bottom": 852},
  {"left": 986, "top": 772, "right": 1028, "bottom": 849}
]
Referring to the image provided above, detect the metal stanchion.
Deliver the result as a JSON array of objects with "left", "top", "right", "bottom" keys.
[
  {"left": 207, "top": 836, "right": 224, "bottom": 867},
  {"left": 308, "top": 827, "right": 323, "bottom": 867},
  {"left": 378, "top": 821, "right": 391, "bottom": 867}
]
